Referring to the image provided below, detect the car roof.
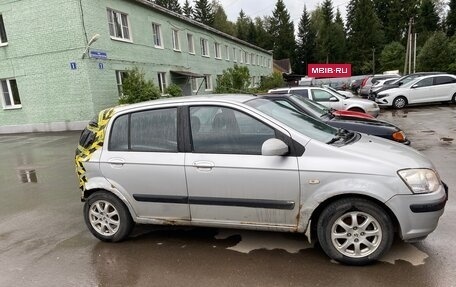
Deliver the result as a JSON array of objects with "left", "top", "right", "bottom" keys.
[{"left": 112, "top": 94, "right": 257, "bottom": 113}]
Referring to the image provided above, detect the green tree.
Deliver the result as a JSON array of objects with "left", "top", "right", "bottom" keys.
[
  {"left": 236, "top": 10, "right": 250, "bottom": 41},
  {"left": 417, "top": 0, "right": 441, "bottom": 46},
  {"left": 212, "top": 2, "right": 236, "bottom": 35},
  {"left": 258, "top": 72, "right": 285, "bottom": 91},
  {"left": 296, "top": 5, "right": 316, "bottom": 74},
  {"left": 332, "top": 9, "right": 346, "bottom": 63},
  {"left": 448, "top": 36, "right": 456, "bottom": 73},
  {"left": 118, "top": 67, "right": 161, "bottom": 104},
  {"left": 380, "top": 42, "right": 405, "bottom": 72},
  {"left": 154, "top": 0, "right": 182, "bottom": 14},
  {"left": 254, "top": 17, "right": 273, "bottom": 50},
  {"left": 346, "top": 0, "right": 384, "bottom": 74},
  {"left": 164, "top": 84, "right": 183, "bottom": 97},
  {"left": 182, "top": 0, "right": 193, "bottom": 18},
  {"left": 447, "top": 0, "right": 456, "bottom": 36},
  {"left": 193, "top": 0, "right": 214, "bottom": 26},
  {"left": 316, "top": 0, "right": 334, "bottom": 63},
  {"left": 214, "top": 65, "right": 251, "bottom": 93},
  {"left": 268, "top": 0, "right": 296, "bottom": 62},
  {"left": 417, "top": 31, "right": 451, "bottom": 72}
]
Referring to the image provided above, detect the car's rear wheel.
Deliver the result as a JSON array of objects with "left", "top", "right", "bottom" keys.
[
  {"left": 348, "top": 107, "right": 365, "bottom": 113},
  {"left": 452, "top": 93, "right": 456, "bottom": 104},
  {"left": 317, "top": 198, "right": 394, "bottom": 265},
  {"left": 393, "top": 96, "right": 407, "bottom": 109},
  {"left": 84, "top": 191, "right": 134, "bottom": 242}
]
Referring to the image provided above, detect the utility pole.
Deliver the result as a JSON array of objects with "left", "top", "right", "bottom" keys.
[{"left": 404, "top": 18, "right": 412, "bottom": 75}]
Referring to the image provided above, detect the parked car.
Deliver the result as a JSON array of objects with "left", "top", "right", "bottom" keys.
[
  {"left": 76, "top": 95, "right": 447, "bottom": 265},
  {"left": 350, "top": 78, "right": 364, "bottom": 94},
  {"left": 268, "top": 86, "right": 380, "bottom": 117},
  {"left": 323, "top": 85, "right": 355, "bottom": 98},
  {"left": 376, "top": 74, "right": 456, "bottom": 108},
  {"left": 359, "top": 74, "right": 401, "bottom": 98},
  {"left": 369, "top": 72, "right": 444, "bottom": 100},
  {"left": 261, "top": 93, "right": 409, "bottom": 144}
]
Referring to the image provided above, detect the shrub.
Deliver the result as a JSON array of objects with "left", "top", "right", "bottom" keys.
[
  {"left": 164, "top": 84, "right": 183, "bottom": 97},
  {"left": 118, "top": 67, "right": 161, "bottom": 104}
]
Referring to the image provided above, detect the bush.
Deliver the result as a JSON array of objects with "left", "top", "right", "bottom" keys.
[
  {"left": 215, "top": 64, "right": 251, "bottom": 93},
  {"left": 257, "top": 72, "right": 285, "bottom": 92},
  {"left": 164, "top": 84, "right": 183, "bottom": 97},
  {"left": 118, "top": 67, "right": 161, "bottom": 104}
]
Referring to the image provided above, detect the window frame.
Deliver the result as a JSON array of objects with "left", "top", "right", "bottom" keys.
[
  {"left": 1, "top": 78, "right": 21, "bottom": 109},
  {"left": 187, "top": 33, "right": 195, "bottom": 54},
  {"left": 433, "top": 76, "right": 456, "bottom": 85},
  {"left": 172, "top": 29, "right": 181, "bottom": 51},
  {"left": 191, "top": 77, "right": 198, "bottom": 92},
  {"left": 152, "top": 22, "right": 163, "bottom": 48},
  {"left": 204, "top": 74, "right": 212, "bottom": 91},
  {"left": 0, "top": 15, "right": 8, "bottom": 46},
  {"left": 201, "top": 38, "right": 209, "bottom": 57},
  {"left": 107, "top": 8, "right": 132, "bottom": 42},
  {"left": 115, "top": 70, "right": 128, "bottom": 98},
  {"left": 233, "top": 48, "right": 237, "bottom": 62},
  {"left": 214, "top": 42, "right": 221, "bottom": 59},
  {"left": 225, "top": 45, "right": 229, "bottom": 61},
  {"left": 158, "top": 72, "right": 167, "bottom": 93}
]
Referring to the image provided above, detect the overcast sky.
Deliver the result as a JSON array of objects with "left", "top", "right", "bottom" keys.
[{"left": 179, "top": 0, "right": 349, "bottom": 27}]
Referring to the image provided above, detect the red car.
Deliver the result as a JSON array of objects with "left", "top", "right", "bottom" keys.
[{"left": 332, "top": 109, "right": 375, "bottom": 119}]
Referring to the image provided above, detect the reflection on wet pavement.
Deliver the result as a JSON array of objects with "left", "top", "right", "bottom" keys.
[{"left": 18, "top": 169, "right": 37, "bottom": 183}]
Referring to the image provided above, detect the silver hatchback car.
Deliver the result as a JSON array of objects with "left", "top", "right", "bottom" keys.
[{"left": 75, "top": 95, "right": 447, "bottom": 265}]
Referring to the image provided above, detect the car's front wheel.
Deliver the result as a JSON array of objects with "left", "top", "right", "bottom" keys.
[
  {"left": 84, "top": 191, "right": 134, "bottom": 242},
  {"left": 317, "top": 198, "right": 394, "bottom": 265},
  {"left": 393, "top": 96, "right": 407, "bottom": 109},
  {"left": 452, "top": 93, "right": 456, "bottom": 104},
  {"left": 348, "top": 107, "right": 365, "bottom": 113}
]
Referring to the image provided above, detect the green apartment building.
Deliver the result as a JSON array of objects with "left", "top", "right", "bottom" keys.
[{"left": 0, "top": 0, "right": 273, "bottom": 133}]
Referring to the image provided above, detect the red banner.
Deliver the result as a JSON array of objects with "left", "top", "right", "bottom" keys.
[{"left": 308, "top": 64, "right": 352, "bottom": 78}]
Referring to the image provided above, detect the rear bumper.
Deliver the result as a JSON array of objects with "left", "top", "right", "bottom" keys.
[{"left": 385, "top": 182, "right": 448, "bottom": 241}]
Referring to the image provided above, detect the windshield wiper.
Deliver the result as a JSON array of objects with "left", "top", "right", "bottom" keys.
[{"left": 327, "top": 128, "right": 356, "bottom": 144}]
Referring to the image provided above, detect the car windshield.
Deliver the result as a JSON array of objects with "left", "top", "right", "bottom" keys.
[
  {"left": 322, "top": 86, "right": 348, "bottom": 99},
  {"left": 289, "top": 95, "right": 331, "bottom": 117},
  {"left": 245, "top": 98, "right": 337, "bottom": 143}
]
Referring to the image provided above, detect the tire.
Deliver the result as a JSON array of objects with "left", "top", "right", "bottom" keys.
[
  {"left": 452, "top": 93, "right": 456, "bottom": 104},
  {"left": 317, "top": 198, "right": 394, "bottom": 266},
  {"left": 84, "top": 191, "right": 134, "bottom": 242},
  {"left": 392, "top": 96, "right": 407, "bottom": 109},
  {"left": 348, "top": 107, "right": 365, "bottom": 113}
]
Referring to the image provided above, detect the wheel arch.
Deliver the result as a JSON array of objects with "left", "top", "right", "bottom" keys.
[{"left": 308, "top": 194, "right": 400, "bottom": 241}]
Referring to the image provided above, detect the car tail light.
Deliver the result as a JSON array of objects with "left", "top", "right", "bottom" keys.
[
  {"left": 361, "top": 77, "right": 368, "bottom": 87},
  {"left": 392, "top": 131, "right": 406, "bottom": 142}
]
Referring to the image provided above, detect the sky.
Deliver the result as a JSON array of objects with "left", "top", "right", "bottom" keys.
[{"left": 179, "top": 0, "right": 349, "bottom": 27}]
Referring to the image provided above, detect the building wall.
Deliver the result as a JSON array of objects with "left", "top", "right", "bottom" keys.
[{"left": 0, "top": 0, "right": 272, "bottom": 133}]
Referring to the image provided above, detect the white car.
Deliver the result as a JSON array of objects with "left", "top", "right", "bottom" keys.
[
  {"left": 376, "top": 74, "right": 456, "bottom": 109},
  {"left": 268, "top": 86, "right": 380, "bottom": 117}
]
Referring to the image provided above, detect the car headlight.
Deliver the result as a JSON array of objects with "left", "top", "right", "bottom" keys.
[{"left": 398, "top": 169, "right": 441, "bottom": 194}]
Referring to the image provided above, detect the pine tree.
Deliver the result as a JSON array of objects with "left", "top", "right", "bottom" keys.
[
  {"left": 193, "top": 0, "right": 215, "bottom": 26},
  {"left": 417, "top": 0, "right": 440, "bottom": 33},
  {"left": 213, "top": 3, "right": 236, "bottom": 35},
  {"left": 317, "top": 0, "right": 334, "bottom": 63},
  {"left": 332, "top": 9, "right": 346, "bottom": 63},
  {"left": 236, "top": 10, "right": 250, "bottom": 41},
  {"left": 182, "top": 0, "right": 193, "bottom": 18},
  {"left": 296, "top": 5, "right": 316, "bottom": 74},
  {"left": 154, "top": 0, "right": 182, "bottom": 14},
  {"left": 268, "top": 0, "right": 296, "bottom": 62}
]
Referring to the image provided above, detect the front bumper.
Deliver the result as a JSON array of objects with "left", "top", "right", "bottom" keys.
[
  {"left": 385, "top": 182, "right": 448, "bottom": 241},
  {"left": 375, "top": 98, "right": 392, "bottom": 107}
]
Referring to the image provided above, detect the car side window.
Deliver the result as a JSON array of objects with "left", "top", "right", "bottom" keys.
[
  {"left": 291, "top": 89, "right": 309, "bottom": 98},
  {"left": 434, "top": 76, "right": 456, "bottom": 85},
  {"left": 189, "top": 106, "right": 275, "bottom": 155},
  {"left": 413, "top": 78, "right": 433, "bottom": 88},
  {"left": 109, "top": 108, "right": 178, "bottom": 152},
  {"left": 312, "top": 89, "right": 336, "bottom": 102}
]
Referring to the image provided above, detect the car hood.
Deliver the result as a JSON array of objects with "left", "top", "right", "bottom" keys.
[
  {"left": 378, "top": 87, "right": 407, "bottom": 95},
  {"left": 301, "top": 134, "right": 433, "bottom": 177},
  {"left": 332, "top": 110, "right": 374, "bottom": 119},
  {"left": 332, "top": 117, "right": 397, "bottom": 128}
]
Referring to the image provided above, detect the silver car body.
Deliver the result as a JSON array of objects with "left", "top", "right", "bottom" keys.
[
  {"left": 79, "top": 95, "right": 445, "bottom": 242},
  {"left": 376, "top": 74, "right": 456, "bottom": 107},
  {"left": 268, "top": 86, "right": 380, "bottom": 117}
]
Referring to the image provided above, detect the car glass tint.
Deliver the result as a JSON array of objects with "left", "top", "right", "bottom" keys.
[
  {"left": 291, "top": 89, "right": 309, "bottom": 98},
  {"left": 190, "top": 106, "right": 275, "bottom": 155},
  {"left": 290, "top": 95, "right": 327, "bottom": 116},
  {"left": 413, "top": 77, "right": 433, "bottom": 88},
  {"left": 246, "top": 98, "right": 337, "bottom": 143},
  {"left": 434, "top": 76, "right": 456, "bottom": 85},
  {"left": 312, "top": 89, "right": 335, "bottom": 101},
  {"left": 109, "top": 114, "right": 129, "bottom": 150}
]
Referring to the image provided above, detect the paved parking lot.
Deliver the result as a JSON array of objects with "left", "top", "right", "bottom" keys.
[{"left": 0, "top": 104, "right": 455, "bottom": 287}]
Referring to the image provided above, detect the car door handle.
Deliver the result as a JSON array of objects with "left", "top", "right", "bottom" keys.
[
  {"left": 108, "top": 158, "right": 125, "bottom": 168},
  {"left": 193, "top": 161, "right": 215, "bottom": 171}
]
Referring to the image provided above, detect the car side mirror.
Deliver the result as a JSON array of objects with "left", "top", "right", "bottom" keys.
[
  {"left": 411, "top": 84, "right": 418, "bottom": 89},
  {"left": 329, "top": 96, "right": 338, "bottom": 102},
  {"left": 261, "top": 138, "right": 289, "bottom": 156}
]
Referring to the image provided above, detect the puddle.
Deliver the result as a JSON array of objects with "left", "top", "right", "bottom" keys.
[
  {"left": 380, "top": 242, "right": 428, "bottom": 266},
  {"left": 440, "top": 137, "right": 453, "bottom": 143},
  {"left": 17, "top": 169, "right": 38, "bottom": 183},
  {"left": 421, "top": 130, "right": 435, "bottom": 133}
]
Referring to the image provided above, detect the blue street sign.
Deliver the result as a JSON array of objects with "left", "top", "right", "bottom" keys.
[
  {"left": 98, "top": 63, "right": 104, "bottom": 69},
  {"left": 70, "top": 62, "right": 77, "bottom": 70},
  {"left": 89, "top": 50, "right": 108, "bottom": 59}
]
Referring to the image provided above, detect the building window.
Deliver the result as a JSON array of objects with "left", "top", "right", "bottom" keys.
[
  {"left": 246, "top": 52, "right": 250, "bottom": 64},
  {"left": 204, "top": 75, "right": 212, "bottom": 91},
  {"left": 152, "top": 23, "right": 163, "bottom": 48},
  {"left": 115, "top": 71, "right": 128, "bottom": 97},
  {"left": 233, "top": 48, "right": 237, "bottom": 62},
  {"left": 107, "top": 9, "right": 130, "bottom": 41},
  {"left": 172, "top": 29, "right": 180, "bottom": 51},
  {"left": 250, "top": 53, "right": 254, "bottom": 65},
  {"left": 0, "top": 15, "right": 8, "bottom": 45},
  {"left": 214, "top": 42, "right": 221, "bottom": 59},
  {"left": 191, "top": 78, "right": 198, "bottom": 92},
  {"left": 1, "top": 79, "right": 21, "bottom": 109},
  {"left": 158, "top": 72, "right": 167, "bottom": 93},
  {"left": 187, "top": 33, "right": 195, "bottom": 54},
  {"left": 225, "top": 45, "right": 229, "bottom": 60},
  {"left": 201, "top": 38, "right": 209, "bottom": 57},
  {"left": 256, "top": 55, "right": 259, "bottom": 66},
  {"left": 239, "top": 49, "right": 243, "bottom": 63}
]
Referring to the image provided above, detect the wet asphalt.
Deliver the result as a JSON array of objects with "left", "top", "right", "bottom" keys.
[{"left": 0, "top": 104, "right": 455, "bottom": 287}]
